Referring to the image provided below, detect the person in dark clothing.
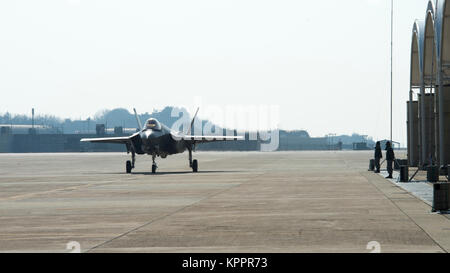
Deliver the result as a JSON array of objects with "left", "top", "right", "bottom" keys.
[
  {"left": 374, "top": 141, "right": 382, "bottom": 173},
  {"left": 385, "top": 141, "right": 395, "bottom": 178}
]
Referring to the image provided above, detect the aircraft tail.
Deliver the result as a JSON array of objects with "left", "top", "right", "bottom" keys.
[
  {"left": 187, "top": 107, "right": 199, "bottom": 135},
  {"left": 133, "top": 108, "right": 144, "bottom": 131}
]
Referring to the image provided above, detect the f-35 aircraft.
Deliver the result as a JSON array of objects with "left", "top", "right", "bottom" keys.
[{"left": 80, "top": 108, "right": 243, "bottom": 173}]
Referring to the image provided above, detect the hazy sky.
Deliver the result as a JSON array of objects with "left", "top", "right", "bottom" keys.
[{"left": 0, "top": 0, "right": 431, "bottom": 143}]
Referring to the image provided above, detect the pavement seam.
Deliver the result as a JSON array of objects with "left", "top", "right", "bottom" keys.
[
  {"left": 85, "top": 172, "right": 266, "bottom": 253},
  {"left": 0, "top": 183, "right": 98, "bottom": 202},
  {"left": 362, "top": 171, "right": 448, "bottom": 253}
]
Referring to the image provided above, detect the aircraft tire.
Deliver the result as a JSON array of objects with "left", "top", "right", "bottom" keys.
[
  {"left": 192, "top": 160, "right": 198, "bottom": 173},
  {"left": 152, "top": 164, "right": 157, "bottom": 174},
  {"left": 126, "top": 161, "right": 132, "bottom": 173}
]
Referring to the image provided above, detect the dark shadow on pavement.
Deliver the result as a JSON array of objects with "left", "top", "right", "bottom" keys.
[{"left": 103, "top": 170, "right": 243, "bottom": 175}]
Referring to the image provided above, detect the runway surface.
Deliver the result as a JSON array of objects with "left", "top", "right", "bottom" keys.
[{"left": 0, "top": 151, "right": 449, "bottom": 253}]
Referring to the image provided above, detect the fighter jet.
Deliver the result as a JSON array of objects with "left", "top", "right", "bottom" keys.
[{"left": 80, "top": 108, "right": 243, "bottom": 173}]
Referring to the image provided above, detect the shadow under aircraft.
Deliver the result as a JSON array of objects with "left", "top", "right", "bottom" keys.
[{"left": 81, "top": 108, "right": 243, "bottom": 174}]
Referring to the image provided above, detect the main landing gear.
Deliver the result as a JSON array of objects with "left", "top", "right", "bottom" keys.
[
  {"left": 126, "top": 151, "right": 136, "bottom": 173},
  {"left": 126, "top": 152, "right": 158, "bottom": 174},
  {"left": 188, "top": 149, "right": 198, "bottom": 173},
  {"left": 126, "top": 151, "right": 199, "bottom": 174}
]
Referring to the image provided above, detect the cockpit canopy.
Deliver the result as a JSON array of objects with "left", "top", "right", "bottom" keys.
[{"left": 145, "top": 118, "right": 161, "bottom": 131}]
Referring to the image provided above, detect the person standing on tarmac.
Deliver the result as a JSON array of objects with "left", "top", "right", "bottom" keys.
[
  {"left": 385, "top": 141, "right": 395, "bottom": 179},
  {"left": 374, "top": 141, "right": 382, "bottom": 173}
]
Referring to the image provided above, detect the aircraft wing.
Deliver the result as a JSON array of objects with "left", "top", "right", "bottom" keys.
[
  {"left": 80, "top": 134, "right": 138, "bottom": 144},
  {"left": 172, "top": 133, "right": 243, "bottom": 144}
]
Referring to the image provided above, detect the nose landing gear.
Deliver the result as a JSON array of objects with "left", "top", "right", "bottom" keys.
[{"left": 152, "top": 154, "right": 157, "bottom": 174}]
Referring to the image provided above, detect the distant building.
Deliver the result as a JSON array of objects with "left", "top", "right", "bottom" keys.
[
  {"left": 0, "top": 124, "right": 60, "bottom": 135},
  {"left": 352, "top": 142, "right": 371, "bottom": 151}
]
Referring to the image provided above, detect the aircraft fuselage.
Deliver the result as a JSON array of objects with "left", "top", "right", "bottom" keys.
[{"left": 136, "top": 125, "right": 187, "bottom": 157}]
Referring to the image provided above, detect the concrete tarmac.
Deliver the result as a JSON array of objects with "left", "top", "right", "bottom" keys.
[{"left": 0, "top": 151, "right": 449, "bottom": 253}]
